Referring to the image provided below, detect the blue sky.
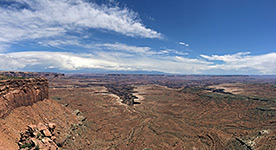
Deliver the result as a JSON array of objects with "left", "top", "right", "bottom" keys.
[{"left": 0, "top": 0, "right": 275, "bottom": 74}]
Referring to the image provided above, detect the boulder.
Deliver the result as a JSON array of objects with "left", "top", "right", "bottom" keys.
[
  {"left": 27, "top": 124, "right": 37, "bottom": 131},
  {"left": 18, "top": 122, "right": 59, "bottom": 150},
  {"left": 37, "top": 122, "right": 47, "bottom": 131},
  {"left": 31, "top": 138, "right": 42, "bottom": 147},
  {"left": 43, "top": 129, "right": 52, "bottom": 137},
  {"left": 51, "top": 136, "right": 57, "bottom": 141},
  {"left": 48, "top": 122, "right": 56, "bottom": 130},
  {"left": 72, "top": 109, "right": 80, "bottom": 116}
]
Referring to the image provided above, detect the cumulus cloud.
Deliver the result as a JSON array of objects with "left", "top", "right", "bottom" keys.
[
  {"left": 0, "top": 51, "right": 275, "bottom": 74},
  {"left": 179, "top": 42, "right": 189, "bottom": 47},
  {"left": 201, "top": 52, "right": 276, "bottom": 74},
  {"left": 0, "top": 0, "right": 161, "bottom": 45},
  {"left": 0, "top": 51, "right": 209, "bottom": 73},
  {"left": 0, "top": 54, "right": 26, "bottom": 70},
  {"left": 4, "top": 51, "right": 122, "bottom": 71},
  {"left": 200, "top": 52, "right": 251, "bottom": 62}
]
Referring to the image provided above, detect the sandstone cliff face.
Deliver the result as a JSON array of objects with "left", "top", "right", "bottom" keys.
[
  {"left": 0, "top": 71, "right": 64, "bottom": 79},
  {"left": 0, "top": 78, "right": 48, "bottom": 118}
]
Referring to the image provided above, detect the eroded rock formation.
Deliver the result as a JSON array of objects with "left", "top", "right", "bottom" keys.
[
  {"left": 0, "top": 78, "right": 48, "bottom": 118},
  {"left": 106, "top": 84, "right": 139, "bottom": 106},
  {"left": 18, "top": 122, "right": 58, "bottom": 150}
]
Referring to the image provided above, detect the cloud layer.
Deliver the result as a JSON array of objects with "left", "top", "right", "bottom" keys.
[
  {"left": 1, "top": 51, "right": 275, "bottom": 74},
  {"left": 96, "top": 43, "right": 151, "bottom": 54},
  {"left": 0, "top": 1, "right": 275, "bottom": 75},
  {"left": 0, "top": 0, "right": 161, "bottom": 45},
  {"left": 201, "top": 52, "right": 276, "bottom": 74}
]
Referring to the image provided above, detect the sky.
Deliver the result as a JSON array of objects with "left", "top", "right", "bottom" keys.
[{"left": 0, "top": 0, "right": 276, "bottom": 74}]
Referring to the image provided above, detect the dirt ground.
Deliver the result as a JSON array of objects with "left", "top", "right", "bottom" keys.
[{"left": 49, "top": 80, "right": 276, "bottom": 150}]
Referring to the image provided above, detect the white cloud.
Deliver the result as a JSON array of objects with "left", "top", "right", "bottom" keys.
[
  {"left": 0, "top": 54, "right": 26, "bottom": 70},
  {"left": 0, "top": 0, "right": 161, "bottom": 46},
  {"left": 96, "top": 43, "right": 151, "bottom": 54},
  {"left": 179, "top": 42, "right": 189, "bottom": 47},
  {"left": 200, "top": 52, "right": 251, "bottom": 62},
  {"left": 201, "top": 52, "right": 276, "bottom": 74},
  {"left": 1, "top": 51, "right": 275, "bottom": 74},
  {"left": 162, "top": 49, "right": 189, "bottom": 56},
  {"left": 0, "top": 51, "right": 209, "bottom": 73},
  {"left": 6, "top": 51, "right": 121, "bottom": 71},
  {"left": 38, "top": 40, "right": 156, "bottom": 54},
  {"left": 174, "top": 56, "right": 212, "bottom": 64},
  {"left": 37, "top": 40, "right": 185, "bottom": 56},
  {"left": 95, "top": 43, "right": 191, "bottom": 56},
  {"left": 38, "top": 39, "right": 83, "bottom": 48}
]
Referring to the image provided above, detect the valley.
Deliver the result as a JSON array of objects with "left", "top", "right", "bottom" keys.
[{"left": 48, "top": 74, "right": 276, "bottom": 149}]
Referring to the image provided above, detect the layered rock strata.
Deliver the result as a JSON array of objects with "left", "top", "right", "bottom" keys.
[
  {"left": 0, "top": 71, "right": 64, "bottom": 79},
  {"left": 0, "top": 78, "right": 48, "bottom": 118}
]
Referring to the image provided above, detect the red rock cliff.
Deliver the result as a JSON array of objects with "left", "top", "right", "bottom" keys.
[
  {"left": 0, "top": 78, "right": 48, "bottom": 118},
  {"left": 0, "top": 71, "right": 65, "bottom": 79}
]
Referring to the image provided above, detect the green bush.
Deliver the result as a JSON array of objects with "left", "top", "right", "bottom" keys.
[
  {"left": 37, "top": 133, "right": 41, "bottom": 138},
  {"left": 34, "top": 144, "right": 40, "bottom": 150},
  {"left": 20, "top": 143, "right": 32, "bottom": 148}
]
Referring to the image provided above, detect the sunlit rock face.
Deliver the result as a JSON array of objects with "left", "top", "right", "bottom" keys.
[{"left": 0, "top": 78, "right": 48, "bottom": 118}]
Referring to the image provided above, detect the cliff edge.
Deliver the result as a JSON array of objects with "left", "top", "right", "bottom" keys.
[
  {"left": 0, "top": 78, "right": 48, "bottom": 118},
  {"left": 0, "top": 77, "right": 83, "bottom": 150}
]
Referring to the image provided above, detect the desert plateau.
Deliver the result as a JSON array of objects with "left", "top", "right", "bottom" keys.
[
  {"left": 0, "top": 72, "right": 275, "bottom": 149},
  {"left": 0, "top": 0, "right": 275, "bottom": 149}
]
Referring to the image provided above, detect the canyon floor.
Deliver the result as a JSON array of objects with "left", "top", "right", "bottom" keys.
[{"left": 48, "top": 75, "right": 276, "bottom": 150}]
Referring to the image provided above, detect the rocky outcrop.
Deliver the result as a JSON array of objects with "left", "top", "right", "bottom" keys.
[
  {"left": 0, "top": 78, "right": 48, "bottom": 118},
  {"left": 18, "top": 122, "right": 58, "bottom": 150},
  {"left": 0, "top": 98, "right": 81, "bottom": 150}
]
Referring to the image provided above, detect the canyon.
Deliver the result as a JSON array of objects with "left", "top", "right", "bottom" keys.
[
  {"left": 0, "top": 72, "right": 275, "bottom": 149},
  {"left": 49, "top": 74, "right": 276, "bottom": 149}
]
